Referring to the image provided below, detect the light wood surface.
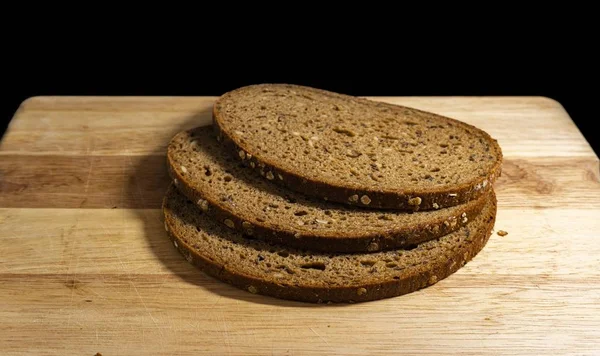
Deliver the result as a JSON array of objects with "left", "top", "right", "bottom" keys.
[{"left": 1, "top": 95, "right": 599, "bottom": 356}]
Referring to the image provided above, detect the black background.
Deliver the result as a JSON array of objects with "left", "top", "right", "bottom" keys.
[{"left": 1, "top": 50, "right": 597, "bottom": 155}]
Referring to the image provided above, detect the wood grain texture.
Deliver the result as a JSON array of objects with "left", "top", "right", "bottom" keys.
[
  {"left": 1, "top": 95, "right": 599, "bottom": 356},
  {"left": 1, "top": 155, "right": 597, "bottom": 210},
  {"left": 0, "top": 155, "right": 169, "bottom": 209}
]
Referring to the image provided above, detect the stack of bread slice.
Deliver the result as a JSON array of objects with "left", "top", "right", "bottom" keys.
[{"left": 162, "top": 84, "right": 503, "bottom": 303}]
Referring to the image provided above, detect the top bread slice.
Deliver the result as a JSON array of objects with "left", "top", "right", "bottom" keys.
[
  {"left": 167, "top": 126, "right": 489, "bottom": 253},
  {"left": 213, "top": 83, "right": 503, "bottom": 211}
]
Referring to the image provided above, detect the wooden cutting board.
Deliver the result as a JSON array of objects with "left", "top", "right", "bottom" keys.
[{"left": 1, "top": 96, "right": 599, "bottom": 356}]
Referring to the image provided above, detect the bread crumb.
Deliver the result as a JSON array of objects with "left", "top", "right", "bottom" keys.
[
  {"left": 248, "top": 285, "right": 258, "bottom": 294},
  {"left": 360, "top": 195, "right": 371, "bottom": 205},
  {"left": 448, "top": 193, "right": 457, "bottom": 197},
  {"left": 173, "top": 240, "right": 178, "bottom": 248},
  {"left": 357, "top": 287, "right": 367, "bottom": 296},
  {"left": 497, "top": 230, "right": 508, "bottom": 236},
  {"left": 180, "top": 165, "right": 188, "bottom": 174},
  {"left": 238, "top": 150, "right": 246, "bottom": 160},
  {"left": 461, "top": 212, "right": 468, "bottom": 223},
  {"left": 348, "top": 194, "right": 359, "bottom": 202},
  {"left": 266, "top": 171, "right": 275, "bottom": 180},
  {"left": 432, "top": 203, "right": 440, "bottom": 209},
  {"left": 277, "top": 173, "right": 283, "bottom": 180}
]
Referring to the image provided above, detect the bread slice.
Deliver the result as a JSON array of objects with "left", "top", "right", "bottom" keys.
[
  {"left": 212, "top": 83, "right": 503, "bottom": 211},
  {"left": 168, "top": 126, "right": 489, "bottom": 253},
  {"left": 162, "top": 184, "right": 497, "bottom": 304}
]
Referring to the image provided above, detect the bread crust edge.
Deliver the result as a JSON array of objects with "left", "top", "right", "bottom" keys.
[{"left": 162, "top": 187, "right": 497, "bottom": 304}]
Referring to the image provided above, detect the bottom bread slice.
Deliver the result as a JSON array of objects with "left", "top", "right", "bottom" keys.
[{"left": 163, "top": 185, "right": 497, "bottom": 303}]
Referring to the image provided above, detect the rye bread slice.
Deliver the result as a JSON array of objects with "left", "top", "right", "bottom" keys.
[
  {"left": 162, "top": 184, "right": 497, "bottom": 304},
  {"left": 168, "top": 126, "right": 489, "bottom": 253},
  {"left": 212, "top": 83, "right": 503, "bottom": 211}
]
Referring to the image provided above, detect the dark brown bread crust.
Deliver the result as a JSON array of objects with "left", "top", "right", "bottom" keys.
[
  {"left": 167, "top": 127, "right": 489, "bottom": 253},
  {"left": 163, "top": 185, "right": 497, "bottom": 304},
  {"left": 212, "top": 84, "right": 503, "bottom": 211}
]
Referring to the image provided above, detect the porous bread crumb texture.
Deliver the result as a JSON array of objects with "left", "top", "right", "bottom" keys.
[
  {"left": 168, "top": 127, "right": 489, "bottom": 252},
  {"left": 163, "top": 185, "right": 497, "bottom": 303},
  {"left": 213, "top": 83, "right": 503, "bottom": 210}
]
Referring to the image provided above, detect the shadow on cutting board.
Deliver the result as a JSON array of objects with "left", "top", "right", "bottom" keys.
[{"left": 126, "top": 106, "right": 348, "bottom": 308}]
